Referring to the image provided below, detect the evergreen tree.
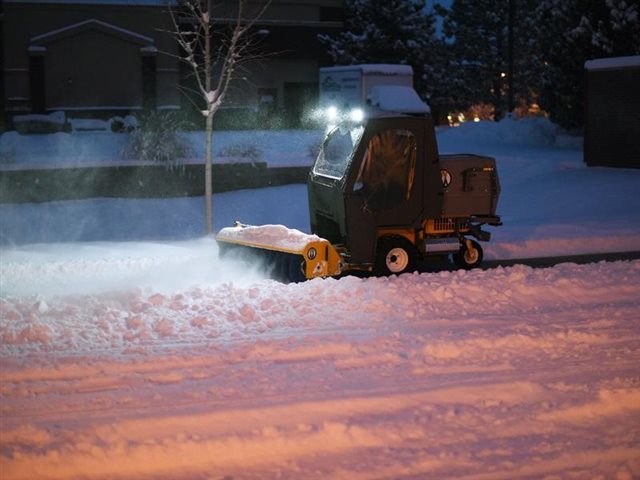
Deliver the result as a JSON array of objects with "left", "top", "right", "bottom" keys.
[
  {"left": 534, "top": 0, "right": 640, "bottom": 129},
  {"left": 437, "top": 0, "right": 539, "bottom": 120},
  {"left": 319, "top": 0, "right": 438, "bottom": 105}
]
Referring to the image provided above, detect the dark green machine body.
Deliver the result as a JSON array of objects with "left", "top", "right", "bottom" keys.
[{"left": 307, "top": 113, "right": 501, "bottom": 270}]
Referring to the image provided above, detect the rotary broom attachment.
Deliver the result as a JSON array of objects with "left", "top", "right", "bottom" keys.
[{"left": 216, "top": 222, "right": 343, "bottom": 282}]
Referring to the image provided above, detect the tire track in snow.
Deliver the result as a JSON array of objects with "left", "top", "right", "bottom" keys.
[{"left": 2, "top": 261, "right": 640, "bottom": 478}]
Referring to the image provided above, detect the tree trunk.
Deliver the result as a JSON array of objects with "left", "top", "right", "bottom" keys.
[
  {"left": 204, "top": 0, "right": 213, "bottom": 234},
  {"left": 205, "top": 113, "right": 213, "bottom": 234}
]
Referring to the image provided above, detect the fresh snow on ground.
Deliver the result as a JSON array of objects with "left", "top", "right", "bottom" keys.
[{"left": 1, "top": 117, "right": 640, "bottom": 479}]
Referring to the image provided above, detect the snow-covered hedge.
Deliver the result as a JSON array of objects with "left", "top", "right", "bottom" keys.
[
  {"left": 13, "top": 111, "right": 67, "bottom": 134},
  {"left": 122, "top": 111, "right": 191, "bottom": 169},
  {"left": 439, "top": 116, "right": 581, "bottom": 148}
]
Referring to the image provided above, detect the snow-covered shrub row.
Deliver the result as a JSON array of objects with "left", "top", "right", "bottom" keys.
[
  {"left": 11, "top": 112, "right": 140, "bottom": 135},
  {"left": 439, "top": 116, "right": 574, "bottom": 148},
  {"left": 1, "top": 116, "right": 580, "bottom": 168},
  {"left": 12, "top": 111, "right": 67, "bottom": 134},
  {"left": 122, "top": 111, "right": 191, "bottom": 169},
  {"left": 109, "top": 115, "right": 139, "bottom": 133}
]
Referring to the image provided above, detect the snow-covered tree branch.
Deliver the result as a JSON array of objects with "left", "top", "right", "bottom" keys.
[{"left": 168, "top": 0, "right": 270, "bottom": 234}]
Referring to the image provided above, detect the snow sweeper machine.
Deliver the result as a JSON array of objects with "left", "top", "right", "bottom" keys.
[
  {"left": 216, "top": 111, "right": 502, "bottom": 281},
  {"left": 216, "top": 65, "right": 501, "bottom": 281}
]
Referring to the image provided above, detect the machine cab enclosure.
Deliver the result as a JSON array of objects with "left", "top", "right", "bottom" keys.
[{"left": 308, "top": 112, "right": 501, "bottom": 273}]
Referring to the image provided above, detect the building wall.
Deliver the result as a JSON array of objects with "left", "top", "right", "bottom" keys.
[
  {"left": 3, "top": 2, "right": 181, "bottom": 118},
  {"left": 45, "top": 30, "right": 144, "bottom": 110},
  {"left": 2, "top": 0, "right": 343, "bottom": 127},
  {"left": 584, "top": 62, "right": 640, "bottom": 168}
]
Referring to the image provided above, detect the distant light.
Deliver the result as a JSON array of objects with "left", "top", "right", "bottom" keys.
[
  {"left": 326, "top": 106, "right": 339, "bottom": 122},
  {"left": 500, "top": 72, "right": 507, "bottom": 78},
  {"left": 349, "top": 108, "right": 364, "bottom": 123},
  {"left": 473, "top": 117, "right": 480, "bottom": 122}
]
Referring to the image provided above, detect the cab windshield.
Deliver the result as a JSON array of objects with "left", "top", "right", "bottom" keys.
[{"left": 313, "top": 125, "right": 364, "bottom": 179}]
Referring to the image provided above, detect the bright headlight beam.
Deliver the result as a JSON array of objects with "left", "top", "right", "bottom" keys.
[
  {"left": 349, "top": 108, "right": 364, "bottom": 122},
  {"left": 326, "top": 106, "right": 339, "bottom": 121}
]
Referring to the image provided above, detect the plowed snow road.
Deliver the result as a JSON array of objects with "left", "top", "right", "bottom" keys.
[{"left": 2, "top": 247, "right": 639, "bottom": 479}]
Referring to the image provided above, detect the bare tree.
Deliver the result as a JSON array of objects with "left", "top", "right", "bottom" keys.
[{"left": 168, "top": 0, "right": 269, "bottom": 234}]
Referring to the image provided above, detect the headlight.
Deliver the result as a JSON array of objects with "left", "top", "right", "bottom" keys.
[
  {"left": 307, "top": 247, "right": 317, "bottom": 260},
  {"left": 349, "top": 108, "right": 364, "bottom": 122},
  {"left": 326, "top": 106, "right": 339, "bottom": 122}
]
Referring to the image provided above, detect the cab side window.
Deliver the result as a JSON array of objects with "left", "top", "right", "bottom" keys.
[{"left": 354, "top": 129, "right": 416, "bottom": 212}]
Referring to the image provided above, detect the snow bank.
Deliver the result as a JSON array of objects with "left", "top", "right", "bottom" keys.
[
  {"left": 2, "top": 257, "right": 638, "bottom": 355},
  {"left": 13, "top": 111, "right": 66, "bottom": 126},
  {"left": 439, "top": 116, "right": 570, "bottom": 148}
]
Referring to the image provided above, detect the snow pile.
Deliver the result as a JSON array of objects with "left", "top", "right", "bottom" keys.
[
  {"left": 12, "top": 111, "right": 67, "bottom": 135},
  {"left": 217, "top": 224, "right": 322, "bottom": 252},
  {"left": 69, "top": 118, "right": 111, "bottom": 132},
  {"left": 440, "top": 116, "right": 566, "bottom": 147},
  {"left": 13, "top": 111, "right": 66, "bottom": 126},
  {"left": 3, "top": 247, "right": 639, "bottom": 356}
]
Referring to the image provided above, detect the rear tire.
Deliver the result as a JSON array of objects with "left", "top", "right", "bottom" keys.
[
  {"left": 453, "top": 239, "right": 483, "bottom": 269},
  {"left": 375, "top": 236, "right": 417, "bottom": 276}
]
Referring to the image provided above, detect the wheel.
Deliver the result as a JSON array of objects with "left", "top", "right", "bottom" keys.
[
  {"left": 375, "top": 236, "right": 417, "bottom": 276},
  {"left": 453, "top": 239, "right": 483, "bottom": 269}
]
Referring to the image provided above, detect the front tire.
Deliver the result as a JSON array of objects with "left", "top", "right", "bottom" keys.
[
  {"left": 375, "top": 236, "right": 417, "bottom": 276},
  {"left": 453, "top": 239, "right": 483, "bottom": 269}
]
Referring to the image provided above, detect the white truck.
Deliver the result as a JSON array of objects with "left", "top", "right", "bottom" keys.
[{"left": 318, "top": 64, "right": 429, "bottom": 121}]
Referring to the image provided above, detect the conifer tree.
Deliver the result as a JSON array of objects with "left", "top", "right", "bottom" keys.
[
  {"left": 319, "top": 0, "right": 438, "bottom": 104},
  {"left": 534, "top": 0, "right": 640, "bottom": 129},
  {"left": 437, "top": 0, "right": 539, "bottom": 120}
]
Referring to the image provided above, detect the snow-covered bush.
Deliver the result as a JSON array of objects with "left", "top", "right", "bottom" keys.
[
  {"left": 13, "top": 111, "right": 67, "bottom": 134},
  {"left": 111, "top": 115, "right": 139, "bottom": 133},
  {"left": 438, "top": 116, "right": 569, "bottom": 148},
  {"left": 122, "top": 111, "right": 191, "bottom": 169}
]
